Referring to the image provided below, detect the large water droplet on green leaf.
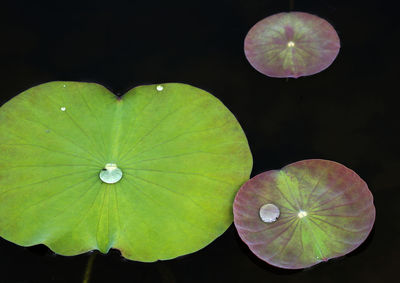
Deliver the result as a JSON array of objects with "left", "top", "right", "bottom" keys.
[{"left": 99, "top": 163, "right": 122, "bottom": 184}]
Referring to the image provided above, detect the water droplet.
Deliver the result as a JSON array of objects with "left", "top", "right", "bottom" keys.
[
  {"left": 63, "top": 84, "right": 66, "bottom": 88},
  {"left": 259, "top": 203, "right": 280, "bottom": 223},
  {"left": 298, "top": 210, "right": 307, "bottom": 218},
  {"left": 99, "top": 163, "right": 123, "bottom": 184},
  {"left": 287, "top": 41, "right": 295, "bottom": 47},
  {"left": 60, "top": 107, "right": 66, "bottom": 111},
  {"left": 156, "top": 85, "right": 164, "bottom": 91}
]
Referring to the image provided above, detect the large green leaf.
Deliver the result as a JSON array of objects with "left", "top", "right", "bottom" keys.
[
  {"left": 233, "top": 159, "right": 375, "bottom": 269},
  {"left": 0, "top": 81, "right": 252, "bottom": 261}
]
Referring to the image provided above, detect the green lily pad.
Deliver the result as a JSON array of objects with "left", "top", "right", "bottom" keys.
[
  {"left": 233, "top": 159, "right": 375, "bottom": 269},
  {"left": 0, "top": 81, "right": 252, "bottom": 261}
]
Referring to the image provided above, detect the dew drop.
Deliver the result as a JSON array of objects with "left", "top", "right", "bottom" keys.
[
  {"left": 60, "top": 107, "right": 66, "bottom": 111},
  {"left": 99, "top": 163, "right": 123, "bottom": 184},
  {"left": 259, "top": 203, "right": 280, "bottom": 223},
  {"left": 63, "top": 84, "right": 66, "bottom": 88},
  {"left": 156, "top": 85, "right": 164, "bottom": 91}
]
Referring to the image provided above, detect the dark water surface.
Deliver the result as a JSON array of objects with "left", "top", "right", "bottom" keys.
[{"left": 0, "top": 0, "right": 398, "bottom": 282}]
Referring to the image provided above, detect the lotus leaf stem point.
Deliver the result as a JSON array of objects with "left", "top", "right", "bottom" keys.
[
  {"left": 297, "top": 210, "right": 307, "bottom": 218},
  {"left": 287, "top": 41, "right": 295, "bottom": 47}
]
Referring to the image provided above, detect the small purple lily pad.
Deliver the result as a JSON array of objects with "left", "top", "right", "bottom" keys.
[
  {"left": 233, "top": 159, "right": 375, "bottom": 269},
  {"left": 244, "top": 12, "right": 340, "bottom": 78}
]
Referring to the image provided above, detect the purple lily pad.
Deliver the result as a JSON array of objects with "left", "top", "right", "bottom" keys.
[
  {"left": 244, "top": 12, "right": 340, "bottom": 78},
  {"left": 233, "top": 159, "right": 375, "bottom": 269}
]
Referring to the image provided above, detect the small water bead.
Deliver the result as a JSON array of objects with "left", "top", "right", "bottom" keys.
[
  {"left": 60, "top": 107, "right": 66, "bottom": 111},
  {"left": 156, "top": 85, "right": 164, "bottom": 91},
  {"left": 99, "top": 163, "right": 123, "bottom": 184},
  {"left": 259, "top": 203, "right": 280, "bottom": 223}
]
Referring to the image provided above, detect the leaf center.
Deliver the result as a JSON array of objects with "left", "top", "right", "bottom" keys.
[{"left": 297, "top": 210, "right": 307, "bottom": 218}]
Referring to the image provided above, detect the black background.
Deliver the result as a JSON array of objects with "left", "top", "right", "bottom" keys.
[{"left": 0, "top": 0, "right": 398, "bottom": 282}]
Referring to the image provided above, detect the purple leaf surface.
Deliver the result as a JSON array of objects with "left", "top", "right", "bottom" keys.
[
  {"left": 244, "top": 12, "right": 340, "bottom": 78},
  {"left": 233, "top": 159, "right": 375, "bottom": 269}
]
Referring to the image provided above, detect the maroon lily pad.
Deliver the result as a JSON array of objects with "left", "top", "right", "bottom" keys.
[
  {"left": 244, "top": 12, "right": 340, "bottom": 78},
  {"left": 233, "top": 159, "right": 375, "bottom": 269}
]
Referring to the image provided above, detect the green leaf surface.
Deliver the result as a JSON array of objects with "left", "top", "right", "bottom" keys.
[
  {"left": 0, "top": 81, "right": 252, "bottom": 261},
  {"left": 233, "top": 159, "right": 375, "bottom": 269}
]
